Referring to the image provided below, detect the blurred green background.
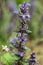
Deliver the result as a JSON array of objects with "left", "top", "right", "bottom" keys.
[{"left": 0, "top": 0, "right": 43, "bottom": 65}]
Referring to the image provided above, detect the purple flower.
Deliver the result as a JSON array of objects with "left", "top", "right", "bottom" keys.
[
  {"left": 9, "top": 37, "right": 18, "bottom": 46},
  {"left": 23, "top": 33, "right": 28, "bottom": 37},
  {"left": 24, "top": 2, "right": 31, "bottom": 7},
  {"left": 16, "top": 51, "right": 24, "bottom": 57},
  {"left": 25, "top": 14, "right": 30, "bottom": 22},
  {"left": 9, "top": 2, "right": 31, "bottom": 62},
  {"left": 31, "top": 52, "right": 36, "bottom": 58},
  {"left": 26, "top": 14, "right": 30, "bottom": 18},
  {"left": 22, "top": 15, "right": 25, "bottom": 20},
  {"left": 20, "top": 14, "right": 30, "bottom": 23},
  {"left": 10, "top": 38, "right": 16, "bottom": 44},
  {"left": 23, "top": 37, "right": 27, "bottom": 42},
  {"left": 19, "top": 4, "right": 26, "bottom": 13},
  {"left": 18, "top": 37, "right": 22, "bottom": 42}
]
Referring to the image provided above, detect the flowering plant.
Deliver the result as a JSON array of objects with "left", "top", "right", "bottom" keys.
[{"left": 10, "top": 2, "right": 31, "bottom": 65}]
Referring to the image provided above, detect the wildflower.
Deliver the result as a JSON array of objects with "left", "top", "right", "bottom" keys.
[
  {"left": 28, "top": 52, "right": 38, "bottom": 65},
  {"left": 16, "top": 51, "right": 24, "bottom": 58},
  {"left": 2, "top": 45, "right": 9, "bottom": 52},
  {"left": 24, "top": 2, "right": 31, "bottom": 7},
  {"left": 9, "top": 2, "right": 31, "bottom": 65},
  {"left": 9, "top": 37, "right": 19, "bottom": 47}
]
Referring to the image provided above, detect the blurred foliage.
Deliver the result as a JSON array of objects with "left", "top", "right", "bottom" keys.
[
  {"left": 1, "top": 53, "right": 14, "bottom": 65},
  {"left": 1, "top": 52, "right": 20, "bottom": 65}
]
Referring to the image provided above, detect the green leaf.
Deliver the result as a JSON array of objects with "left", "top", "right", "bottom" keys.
[
  {"left": 1, "top": 52, "right": 14, "bottom": 65},
  {"left": 23, "top": 63, "right": 28, "bottom": 65},
  {"left": 26, "top": 30, "right": 32, "bottom": 33}
]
